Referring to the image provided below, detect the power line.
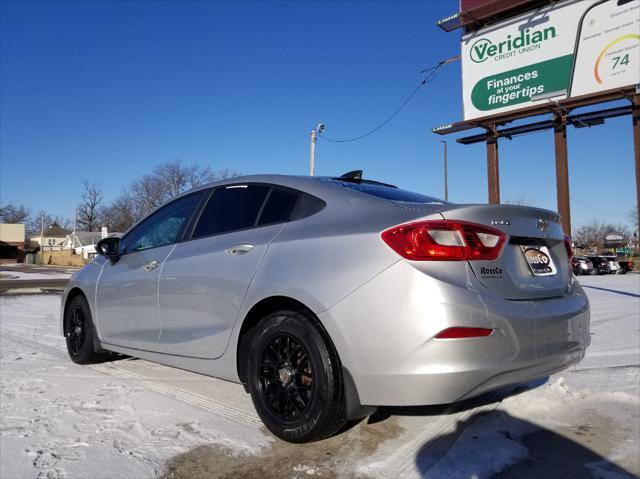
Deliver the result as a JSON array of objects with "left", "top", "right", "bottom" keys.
[
  {"left": 571, "top": 197, "right": 631, "bottom": 220},
  {"left": 318, "top": 56, "right": 459, "bottom": 144}
]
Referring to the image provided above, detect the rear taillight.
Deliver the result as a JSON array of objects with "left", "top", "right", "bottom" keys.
[
  {"left": 435, "top": 327, "right": 494, "bottom": 339},
  {"left": 564, "top": 234, "right": 573, "bottom": 265},
  {"left": 381, "top": 220, "right": 506, "bottom": 261}
]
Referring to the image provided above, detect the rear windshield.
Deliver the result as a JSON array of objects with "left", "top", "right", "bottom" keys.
[{"left": 320, "top": 178, "right": 446, "bottom": 204}]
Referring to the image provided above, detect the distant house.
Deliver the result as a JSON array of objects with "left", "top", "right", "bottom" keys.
[
  {"left": 62, "top": 229, "right": 122, "bottom": 259},
  {"left": 62, "top": 231, "right": 104, "bottom": 251},
  {"left": 0, "top": 223, "right": 26, "bottom": 263},
  {"left": 29, "top": 222, "right": 70, "bottom": 251}
]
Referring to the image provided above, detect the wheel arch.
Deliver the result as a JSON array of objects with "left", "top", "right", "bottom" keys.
[
  {"left": 63, "top": 287, "right": 88, "bottom": 327},
  {"left": 236, "top": 295, "right": 324, "bottom": 384},
  {"left": 62, "top": 287, "right": 102, "bottom": 350},
  {"left": 236, "top": 294, "right": 374, "bottom": 420}
]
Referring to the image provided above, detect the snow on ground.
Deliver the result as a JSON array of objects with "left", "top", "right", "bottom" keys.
[
  {"left": 0, "top": 271, "right": 73, "bottom": 280},
  {"left": 358, "top": 274, "right": 640, "bottom": 479},
  {"left": 0, "top": 295, "right": 269, "bottom": 479},
  {"left": 0, "top": 273, "right": 638, "bottom": 478}
]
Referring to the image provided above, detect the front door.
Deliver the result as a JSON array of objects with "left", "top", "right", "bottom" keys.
[
  {"left": 97, "top": 245, "right": 174, "bottom": 351},
  {"left": 96, "top": 192, "right": 203, "bottom": 351},
  {"left": 158, "top": 184, "right": 299, "bottom": 358}
]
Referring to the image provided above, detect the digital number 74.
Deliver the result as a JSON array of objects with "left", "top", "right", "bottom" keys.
[{"left": 612, "top": 54, "right": 630, "bottom": 69}]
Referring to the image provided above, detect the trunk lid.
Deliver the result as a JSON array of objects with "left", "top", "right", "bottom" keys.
[{"left": 438, "top": 204, "right": 570, "bottom": 300}]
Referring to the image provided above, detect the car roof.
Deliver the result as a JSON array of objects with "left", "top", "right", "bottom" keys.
[{"left": 179, "top": 174, "right": 406, "bottom": 203}]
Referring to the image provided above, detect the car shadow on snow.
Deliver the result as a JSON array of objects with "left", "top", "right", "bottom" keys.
[
  {"left": 414, "top": 409, "right": 637, "bottom": 479},
  {"left": 580, "top": 284, "right": 640, "bottom": 298},
  {"left": 368, "top": 379, "right": 549, "bottom": 425}
]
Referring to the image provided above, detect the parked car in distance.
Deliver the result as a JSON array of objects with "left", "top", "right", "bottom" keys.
[
  {"left": 586, "top": 256, "right": 611, "bottom": 275},
  {"left": 60, "top": 172, "right": 591, "bottom": 443},
  {"left": 572, "top": 256, "right": 594, "bottom": 276},
  {"left": 616, "top": 258, "right": 635, "bottom": 274},
  {"left": 599, "top": 255, "right": 621, "bottom": 274}
]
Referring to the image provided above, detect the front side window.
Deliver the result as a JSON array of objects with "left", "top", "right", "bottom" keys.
[
  {"left": 125, "top": 193, "right": 202, "bottom": 253},
  {"left": 192, "top": 185, "right": 269, "bottom": 238}
]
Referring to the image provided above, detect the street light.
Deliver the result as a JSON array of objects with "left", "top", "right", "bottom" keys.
[
  {"left": 309, "top": 123, "right": 325, "bottom": 176},
  {"left": 440, "top": 140, "right": 448, "bottom": 201}
]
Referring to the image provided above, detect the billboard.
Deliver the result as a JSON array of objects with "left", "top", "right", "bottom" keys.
[
  {"left": 570, "top": 0, "right": 640, "bottom": 97},
  {"left": 461, "top": 0, "right": 640, "bottom": 121}
]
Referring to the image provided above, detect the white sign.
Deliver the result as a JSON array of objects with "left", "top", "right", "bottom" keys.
[
  {"left": 461, "top": 0, "right": 640, "bottom": 121},
  {"left": 604, "top": 232, "right": 624, "bottom": 244},
  {"left": 570, "top": 0, "right": 640, "bottom": 97}
]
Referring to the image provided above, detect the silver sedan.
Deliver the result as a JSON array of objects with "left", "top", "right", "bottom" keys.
[{"left": 60, "top": 172, "right": 590, "bottom": 443}]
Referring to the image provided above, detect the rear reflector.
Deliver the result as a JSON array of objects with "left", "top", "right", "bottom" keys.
[
  {"left": 564, "top": 234, "right": 573, "bottom": 265},
  {"left": 435, "top": 327, "right": 494, "bottom": 339},
  {"left": 381, "top": 220, "right": 506, "bottom": 261}
]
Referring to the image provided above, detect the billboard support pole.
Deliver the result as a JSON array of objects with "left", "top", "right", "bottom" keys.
[
  {"left": 486, "top": 125, "right": 500, "bottom": 204},
  {"left": 553, "top": 112, "right": 571, "bottom": 236},
  {"left": 633, "top": 95, "right": 640, "bottom": 236}
]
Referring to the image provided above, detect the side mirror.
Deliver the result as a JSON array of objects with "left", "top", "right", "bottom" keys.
[{"left": 96, "top": 237, "right": 121, "bottom": 262}]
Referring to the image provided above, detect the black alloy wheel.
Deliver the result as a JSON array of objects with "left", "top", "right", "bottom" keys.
[
  {"left": 247, "top": 310, "right": 347, "bottom": 443},
  {"left": 64, "top": 294, "right": 102, "bottom": 364},
  {"left": 258, "top": 333, "right": 314, "bottom": 419},
  {"left": 67, "top": 302, "right": 86, "bottom": 357}
]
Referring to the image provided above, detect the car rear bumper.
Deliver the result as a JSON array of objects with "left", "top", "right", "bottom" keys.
[{"left": 319, "top": 261, "right": 590, "bottom": 406}]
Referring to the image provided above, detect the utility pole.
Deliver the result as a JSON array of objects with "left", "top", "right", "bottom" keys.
[
  {"left": 72, "top": 208, "right": 77, "bottom": 251},
  {"left": 39, "top": 215, "right": 44, "bottom": 265},
  {"left": 309, "top": 123, "right": 325, "bottom": 176},
  {"left": 440, "top": 140, "right": 448, "bottom": 201}
]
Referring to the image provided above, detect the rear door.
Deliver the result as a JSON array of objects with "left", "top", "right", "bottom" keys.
[
  {"left": 439, "top": 204, "right": 570, "bottom": 300},
  {"left": 96, "top": 192, "right": 203, "bottom": 351},
  {"left": 158, "top": 184, "right": 300, "bottom": 358}
]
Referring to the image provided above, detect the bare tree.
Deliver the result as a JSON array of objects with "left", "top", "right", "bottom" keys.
[
  {"left": 77, "top": 180, "right": 104, "bottom": 231},
  {"left": 99, "top": 193, "right": 137, "bottom": 233},
  {"left": 573, "top": 219, "right": 631, "bottom": 248},
  {"left": 195, "top": 166, "right": 240, "bottom": 185},
  {"left": 27, "top": 211, "right": 54, "bottom": 237},
  {"left": 155, "top": 160, "right": 194, "bottom": 198},
  {"left": 0, "top": 203, "right": 30, "bottom": 223},
  {"left": 503, "top": 195, "right": 533, "bottom": 207},
  {"left": 83, "top": 161, "right": 239, "bottom": 233},
  {"left": 130, "top": 160, "right": 239, "bottom": 217},
  {"left": 130, "top": 174, "right": 166, "bottom": 217}
]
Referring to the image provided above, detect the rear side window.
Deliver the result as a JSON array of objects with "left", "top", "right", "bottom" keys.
[
  {"left": 192, "top": 185, "right": 269, "bottom": 238},
  {"left": 258, "top": 188, "right": 300, "bottom": 225},
  {"left": 292, "top": 193, "right": 325, "bottom": 220}
]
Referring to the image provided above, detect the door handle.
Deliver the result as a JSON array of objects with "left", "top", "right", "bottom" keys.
[
  {"left": 144, "top": 260, "right": 160, "bottom": 272},
  {"left": 225, "top": 244, "right": 255, "bottom": 255}
]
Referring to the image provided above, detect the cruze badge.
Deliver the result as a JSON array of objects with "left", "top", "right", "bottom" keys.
[
  {"left": 490, "top": 220, "right": 510, "bottom": 226},
  {"left": 537, "top": 219, "right": 550, "bottom": 232}
]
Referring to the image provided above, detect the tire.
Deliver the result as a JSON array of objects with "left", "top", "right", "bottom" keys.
[
  {"left": 247, "top": 310, "right": 347, "bottom": 443},
  {"left": 591, "top": 269, "right": 599, "bottom": 276},
  {"left": 64, "top": 294, "right": 103, "bottom": 364}
]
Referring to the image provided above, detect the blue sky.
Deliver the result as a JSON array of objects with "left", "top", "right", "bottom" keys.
[{"left": 0, "top": 0, "right": 636, "bottom": 230}]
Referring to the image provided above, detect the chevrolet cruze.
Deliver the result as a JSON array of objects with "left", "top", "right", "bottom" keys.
[{"left": 61, "top": 172, "right": 590, "bottom": 442}]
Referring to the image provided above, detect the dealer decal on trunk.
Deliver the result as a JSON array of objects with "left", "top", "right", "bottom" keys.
[
  {"left": 480, "top": 267, "right": 503, "bottom": 279},
  {"left": 521, "top": 246, "right": 557, "bottom": 276}
]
